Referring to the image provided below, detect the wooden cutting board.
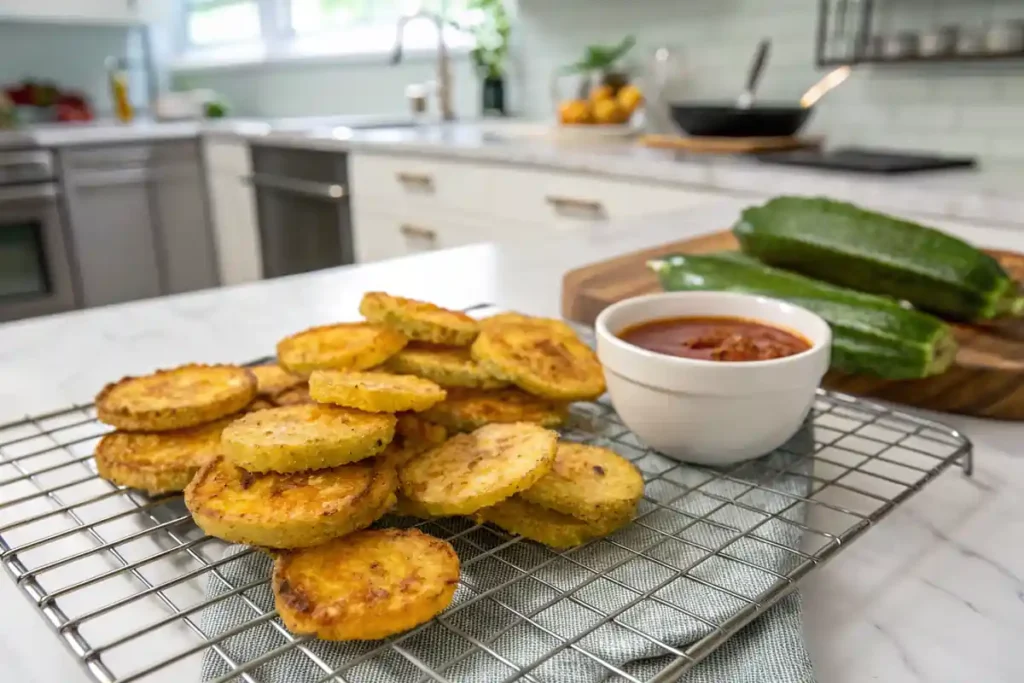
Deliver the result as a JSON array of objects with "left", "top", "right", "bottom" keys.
[
  {"left": 562, "top": 230, "right": 1024, "bottom": 420},
  {"left": 638, "top": 134, "right": 822, "bottom": 154}
]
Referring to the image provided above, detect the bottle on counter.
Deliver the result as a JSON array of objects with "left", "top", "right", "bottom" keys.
[{"left": 106, "top": 56, "right": 134, "bottom": 124}]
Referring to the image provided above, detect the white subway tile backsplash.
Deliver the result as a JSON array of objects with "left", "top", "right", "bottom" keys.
[{"left": 518, "top": 0, "right": 1024, "bottom": 162}]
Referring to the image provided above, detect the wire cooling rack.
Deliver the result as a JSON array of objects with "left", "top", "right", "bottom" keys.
[{"left": 0, "top": 316, "right": 972, "bottom": 683}]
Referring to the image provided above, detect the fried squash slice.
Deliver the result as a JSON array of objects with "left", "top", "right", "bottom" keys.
[
  {"left": 478, "top": 495, "right": 629, "bottom": 549},
  {"left": 471, "top": 322, "right": 605, "bottom": 402},
  {"left": 360, "top": 292, "right": 479, "bottom": 346},
  {"left": 421, "top": 387, "right": 568, "bottom": 433},
  {"left": 185, "top": 456, "right": 395, "bottom": 548},
  {"left": 309, "top": 370, "right": 446, "bottom": 413},
  {"left": 96, "top": 364, "right": 257, "bottom": 431},
  {"left": 398, "top": 422, "right": 557, "bottom": 516},
  {"left": 382, "top": 414, "right": 448, "bottom": 467},
  {"left": 95, "top": 416, "right": 235, "bottom": 494},
  {"left": 480, "top": 312, "right": 579, "bottom": 339},
  {"left": 250, "top": 364, "right": 304, "bottom": 397},
  {"left": 277, "top": 322, "right": 407, "bottom": 377},
  {"left": 273, "top": 528, "right": 459, "bottom": 640},
  {"left": 521, "top": 443, "right": 644, "bottom": 525},
  {"left": 383, "top": 343, "right": 508, "bottom": 389},
  {"left": 272, "top": 383, "right": 314, "bottom": 406},
  {"left": 221, "top": 404, "right": 395, "bottom": 473}
]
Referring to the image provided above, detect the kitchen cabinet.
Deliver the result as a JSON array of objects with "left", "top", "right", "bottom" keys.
[
  {"left": 202, "top": 138, "right": 262, "bottom": 285},
  {"left": 350, "top": 152, "right": 722, "bottom": 263},
  {"left": 0, "top": 0, "right": 143, "bottom": 24},
  {"left": 60, "top": 141, "right": 218, "bottom": 307},
  {"left": 62, "top": 167, "right": 162, "bottom": 307}
]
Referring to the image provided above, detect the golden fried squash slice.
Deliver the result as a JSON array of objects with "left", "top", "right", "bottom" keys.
[
  {"left": 185, "top": 456, "right": 396, "bottom": 548},
  {"left": 399, "top": 422, "right": 557, "bottom": 516},
  {"left": 421, "top": 387, "right": 568, "bottom": 433},
  {"left": 309, "top": 370, "right": 446, "bottom": 413},
  {"left": 273, "top": 528, "right": 459, "bottom": 641},
  {"left": 477, "top": 495, "right": 629, "bottom": 549},
  {"left": 277, "top": 322, "right": 407, "bottom": 377},
  {"left": 480, "top": 312, "right": 579, "bottom": 340},
  {"left": 471, "top": 322, "right": 605, "bottom": 402},
  {"left": 95, "top": 416, "right": 235, "bottom": 494},
  {"left": 360, "top": 292, "right": 479, "bottom": 346},
  {"left": 96, "top": 364, "right": 257, "bottom": 431},
  {"left": 245, "top": 397, "right": 277, "bottom": 412},
  {"left": 250, "top": 364, "right": 304, "bottom": 397},
  {"left": 221, "top": 404, "right": 396, "bottom": 473},
  {"left": 382, "top": 414, "right": 448, "bottom": 467},
  {"left": 272, "top": 383, "right": 314, "bottom": 406},
  {"left": 521, "top": 443, "right": 644, "bottom": 524},
  {"left": 383, "top": 343, "right": 509, "bottom": 389}
]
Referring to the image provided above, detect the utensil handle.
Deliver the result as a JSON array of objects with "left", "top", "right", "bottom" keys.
[{"left": 746, "top": 39, "right": 772, "bottom": 93}]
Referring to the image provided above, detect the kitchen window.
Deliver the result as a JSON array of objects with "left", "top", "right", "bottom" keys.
[{"left": 178, "top": 0, "right": 473, "bottom": 69}]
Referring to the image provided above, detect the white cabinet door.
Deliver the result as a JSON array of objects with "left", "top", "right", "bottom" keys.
[
  {"left": 0, "top": 0, "right": 140, "bottom": 23},
  {"left": 352, "top": 204, "right": 481, "bottom": 264},
  {"left": 203, "top": 139, "right": 262, "bottom": 285}
]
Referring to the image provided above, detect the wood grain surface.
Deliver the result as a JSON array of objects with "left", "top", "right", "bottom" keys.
[
  {"left": 637, "top": 135, "right": 822, "bottom": 154},
  {"left": 562, "top": 230, "right": 1024, "bottom": 420}
]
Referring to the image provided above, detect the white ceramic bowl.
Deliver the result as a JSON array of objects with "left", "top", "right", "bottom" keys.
[{"left": 595, "top": 291, "right": 832, "bottom": 466}]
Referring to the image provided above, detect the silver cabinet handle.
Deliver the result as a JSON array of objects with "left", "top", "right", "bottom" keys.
[
  {"left": 247, "top": 173, "right": 346, "bottom": 201},
  {"left": 0, "top": 184, "right": 59, "bottom": 202},
  {"left": 546, "top": 195, "right": 606, "bottom": 217},
  {"left": 399, "top": 224, "right": 437, "bottom": 241},
  {"left": 396, "top": 172, "right": 435, "bottom": 191}
]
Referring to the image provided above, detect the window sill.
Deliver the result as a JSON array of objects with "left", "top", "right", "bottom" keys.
[{"left": 171, "top": 41, "right": 472, "bottom": 75}]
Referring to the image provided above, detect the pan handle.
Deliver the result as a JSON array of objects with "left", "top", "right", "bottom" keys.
[{"left": 745, "top": 39, "right": 772, "bottom": 95}]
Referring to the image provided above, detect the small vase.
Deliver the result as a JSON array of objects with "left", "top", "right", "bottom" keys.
[{"left": 482, "top": 76, "right": 506, "bottom": 116}]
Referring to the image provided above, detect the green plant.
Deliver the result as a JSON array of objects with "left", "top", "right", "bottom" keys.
[
  {"left": 462, "top": 0, "right": 511, "bottom": 80},
  {"left": 563, "top": 35, "right": 636, "bottom": 74}
]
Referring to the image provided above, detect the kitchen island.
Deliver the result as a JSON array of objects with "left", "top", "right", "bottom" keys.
[{"left": 0, "top": 200, "right": 1021, "bottom": 683}]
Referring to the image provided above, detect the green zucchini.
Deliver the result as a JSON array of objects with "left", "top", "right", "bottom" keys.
[
  {"left": 733, "top": 196, "right": 1024, "bottom": 321},
  {"left": 649, "top": 251, "right": 958, "bottom": 379}
]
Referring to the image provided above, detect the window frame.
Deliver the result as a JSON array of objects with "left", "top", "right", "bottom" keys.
[{"left": 174, "top": 0, "right": 472, "bottom": 72}]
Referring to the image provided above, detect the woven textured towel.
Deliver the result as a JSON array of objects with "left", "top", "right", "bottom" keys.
[{"left": 199, "top": 399, "right": 817, "bottom": 683}]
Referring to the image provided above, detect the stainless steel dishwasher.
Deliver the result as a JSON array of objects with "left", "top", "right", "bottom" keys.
[{"left": 249, "top": 144, "right": 354, "bottom": 279}]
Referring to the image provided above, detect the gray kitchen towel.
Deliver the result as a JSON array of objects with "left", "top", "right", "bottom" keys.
[{"left": 198, "top": 404, "right": 817, "bottom": 683}]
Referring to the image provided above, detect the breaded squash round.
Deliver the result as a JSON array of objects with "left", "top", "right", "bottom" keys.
[
  {"left": 360, "top": 292, "right": 479, "bottom": 346},
  {"left": 277, "top": 322, "right": 408, "bottom": 377},
  {"left": 185, "top": 456, "right": 395, "bottom": 548},
  {"left": 96, "top": 364, "right": 257, "bottom": 431},
  {"left": 477, "top": 495, "right": 629, "bottom": 549},
  {"left": 221, "top": 404, "right": 396, "bottom": 473},
  {"left": 398, "top": 422, "right": 557, "bottom": 516},
  {"left": 383, "top": 343, "right": 509, "bottom": 389},
  {"left": 481, "top": 312, "right": 579, "bottom": 339},
  {"left": 390, "top": 493, "right": 437, "bottom": 519},
  {"left": 471, "top": 323, "right": 605, "bottom": 401},
  {"left": 520, "top": 443, "right": 644, "bottom": 525},
  {"left": 95, "top": 416, "right": 235, "bottom": 494},
  {"left": 272, "top": 383, "right": 314, "bottom": 406},
  {"left": 420, "top": 387, "right": 568, "bottom": 433},
  {"left": 273, "top": 528, "right": 459, "bottom": 641},
  {"left": 245, "top": 397, "right": 276, "bottom": 412},
  {"left": 382, "top": 414, "right": 448, "bottom": 467},
  {"left": 309, "top": 370, "right": 446, "bottom": 413},
  {"left": 250, "top": 364, "right": 304, "bottom": 397}
]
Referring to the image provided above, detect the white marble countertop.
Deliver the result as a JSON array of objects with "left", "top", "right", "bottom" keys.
[
  {"left": 0, "top": 200, "right": 1022, "bottom": 683},
  {"left": 2, "top": 118, "right": 1022, "bottom": 228}
]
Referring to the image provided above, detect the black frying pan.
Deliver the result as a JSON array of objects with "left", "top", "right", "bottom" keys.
[{"left": 668, "top": 39, "right": 821, "bottom": 138}]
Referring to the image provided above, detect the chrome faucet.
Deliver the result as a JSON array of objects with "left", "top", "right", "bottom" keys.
[{"left": 391, "top": 9, "right": 455, "bottom": 121}]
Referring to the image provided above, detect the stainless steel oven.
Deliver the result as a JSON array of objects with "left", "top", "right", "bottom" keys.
[{"left": 0, "top": 149, "right": 78, "bottom": 322}]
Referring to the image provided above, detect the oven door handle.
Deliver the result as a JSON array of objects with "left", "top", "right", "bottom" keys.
[
  {"left": 246, "top": 174, "right": 347, "bottom": 201},
  {"left": 0, "top": 184, "right": 59, "bottom": 202}
]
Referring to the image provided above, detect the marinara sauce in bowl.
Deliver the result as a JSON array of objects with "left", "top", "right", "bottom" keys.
[{"left": 595, "top": 292, "right": 831, "bottom": 466}]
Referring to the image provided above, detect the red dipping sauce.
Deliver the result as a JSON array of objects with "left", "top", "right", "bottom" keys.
[{"left": 618, "top": 316, "right": 811, "bottom": 362}]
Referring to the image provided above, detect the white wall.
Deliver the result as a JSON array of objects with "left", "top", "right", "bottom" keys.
[
  {"left": 173, "top": 55, "right": 480, "bottom": 119},
  {"left": 516, "top": 0, "right": 1024, "bottom": 163}
]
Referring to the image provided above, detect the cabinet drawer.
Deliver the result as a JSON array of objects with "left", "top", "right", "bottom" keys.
[
  {"left": 351, "top": 153, "right": 497, "bottom": 219},
  {"left": 352, "top": 205, "right": 484, "bottom": 264},
  {"left": 63, "top": 141, "right": 200, "bottom": 172}
]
